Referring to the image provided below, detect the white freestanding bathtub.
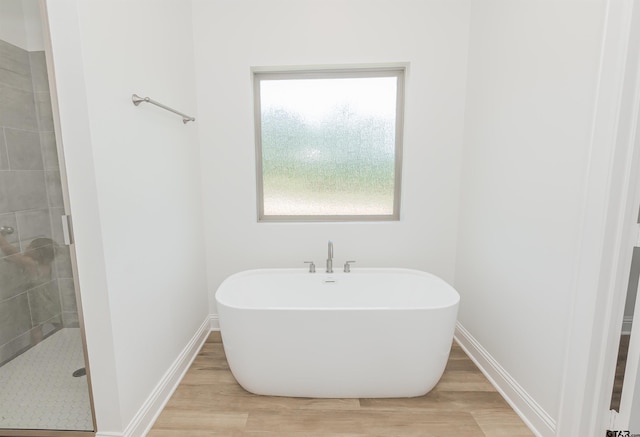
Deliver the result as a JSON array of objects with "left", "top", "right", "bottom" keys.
[{"left": 215, "top": 268, "right": 460, "bottom": 398}]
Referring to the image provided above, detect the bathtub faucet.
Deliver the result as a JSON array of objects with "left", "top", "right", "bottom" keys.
[{"left": 326, "top": 240, "right": 333, "bottom": 273}]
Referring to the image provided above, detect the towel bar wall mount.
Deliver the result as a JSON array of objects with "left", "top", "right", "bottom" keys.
[{"left": 132, "top": 94, "right": 195, "bottom": 124}]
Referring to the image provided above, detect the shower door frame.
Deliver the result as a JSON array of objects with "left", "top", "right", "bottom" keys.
[
  {"left": 554, "top": 0, "right": 640, "bottom": 434},
  {"left": 0, "top": 1, "right": 97, "bottom": 435},
  {"left": 609, "top": 0, "right": 640, "bottom": 428},
  {"left": 582, "top": 0, "right": 640, "bottom": 432}
]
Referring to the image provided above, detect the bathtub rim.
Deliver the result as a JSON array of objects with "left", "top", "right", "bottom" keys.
[{"left": 215, "top": 267, "right": 460, "bottom": 311}]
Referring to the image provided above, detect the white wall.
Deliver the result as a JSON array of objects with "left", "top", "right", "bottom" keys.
[
  {"left": 21, "top": 0, "right": 44, "bottom": 51},
  {"left": 193, "top": 0, "right": 471, "bottom": 313},
  {"left": 46, "top": 0, "right": 208, "bottom": 432},
  {"left": 0, "top": 0, "right": 43, "bottom": 51},
  {"left": 455, "top": 0, "right": 606, "bottom": 432},
  {"left": 0, "top": 0, "right": 28, "bottom": 49}
]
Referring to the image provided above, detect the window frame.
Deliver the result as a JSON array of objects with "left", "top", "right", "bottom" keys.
[{"left": 253, "top": 66, "right": 405, "bottom": 222}]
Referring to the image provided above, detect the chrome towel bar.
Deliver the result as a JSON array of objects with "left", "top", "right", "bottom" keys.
[{"left": 132, "top": 94, "right": 195, "bottom": 124}]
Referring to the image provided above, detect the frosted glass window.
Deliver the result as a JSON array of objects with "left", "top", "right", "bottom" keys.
[{"left": 254, "top": 68, "right": 404, "bottom": 222}]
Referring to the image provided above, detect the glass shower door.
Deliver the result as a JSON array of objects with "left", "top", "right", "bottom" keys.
[{"left": 0, "top": 1, "right": 94, "bottom": 433}]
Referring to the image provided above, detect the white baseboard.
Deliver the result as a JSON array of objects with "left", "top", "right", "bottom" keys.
[
  {"left": 210, "top": 313, "right": 220, "bottom": 331},
  {"left": 99, "top": 315, "right": 213, "bottom": 437},
  {"left": 454, "top": 322, "right": 556, "bottom": 437}
]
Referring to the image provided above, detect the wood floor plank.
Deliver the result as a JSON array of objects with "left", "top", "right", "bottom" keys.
[
  {"left": 147, "top": 430, "right": 243, "bottom": 437},
  {"left": 448, "top": 342, "right": 470, "bottom": 360},
  {"left": 434, "top": 369, "right": 496, "bottom": 392},
  {"left": 471, "top": 410, "right": 535, "bottom": 437},
  {"left": 189, "top": 346, "right": 230, "bottom": 371},
  {"left": 445, "top": 356, "right": 483, "bottom": 372},
  {"left": 208, "top": 331, "right": 223, "bottom": 343},
  {"left": 245, "top": 409, "right": 484, "bottom": 436},
  {"left": 359, "top": 390, "right": 510, "bottom": 412},
  {"left": 152, "top": 409, "right": 248, "bottom": 431},
  {"left": 243, "top": 433, "right": 367, "bottom": 437},
  {"left": 167, "top": 384, "right": 360, "bottom": 412},
  {"left": 195, "top": 343, "right": 227, "bottom": 358},
  {"left": 180, "top": 368, "right": 239, "bottom": 386}
]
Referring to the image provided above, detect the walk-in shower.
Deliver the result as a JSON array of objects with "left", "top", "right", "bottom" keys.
[{"left": 0, "top": 0, "right": 94, "bottom": 434}]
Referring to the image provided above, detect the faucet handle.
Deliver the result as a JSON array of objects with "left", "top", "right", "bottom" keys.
[
  {"left": 344, "top": 261, "right": 356, "bottom": 273},
  {"left": 304, "top": 261, "right": 316, "bottom": 273}
]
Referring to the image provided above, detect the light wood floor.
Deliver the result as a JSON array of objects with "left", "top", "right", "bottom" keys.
[{"left": 148, "top": 332, "right": 534, "bottom": 436}]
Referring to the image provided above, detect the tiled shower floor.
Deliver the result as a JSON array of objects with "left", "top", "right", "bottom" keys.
[{"left": 0, "top": 328, "right": 93, "bottom": 431}]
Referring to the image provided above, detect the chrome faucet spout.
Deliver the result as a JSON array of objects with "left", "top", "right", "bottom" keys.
[{"left": 326, "top": 240, "right": 334, "bottom": 273}]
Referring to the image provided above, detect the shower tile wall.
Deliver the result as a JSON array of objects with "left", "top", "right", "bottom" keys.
[{"left": 0, "top": 38, "right": 77, "bottom": 366}]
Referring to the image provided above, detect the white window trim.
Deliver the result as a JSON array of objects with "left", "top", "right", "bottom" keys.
[{"left": 253, "top": 66, "right": 405, "bottom": 222}]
